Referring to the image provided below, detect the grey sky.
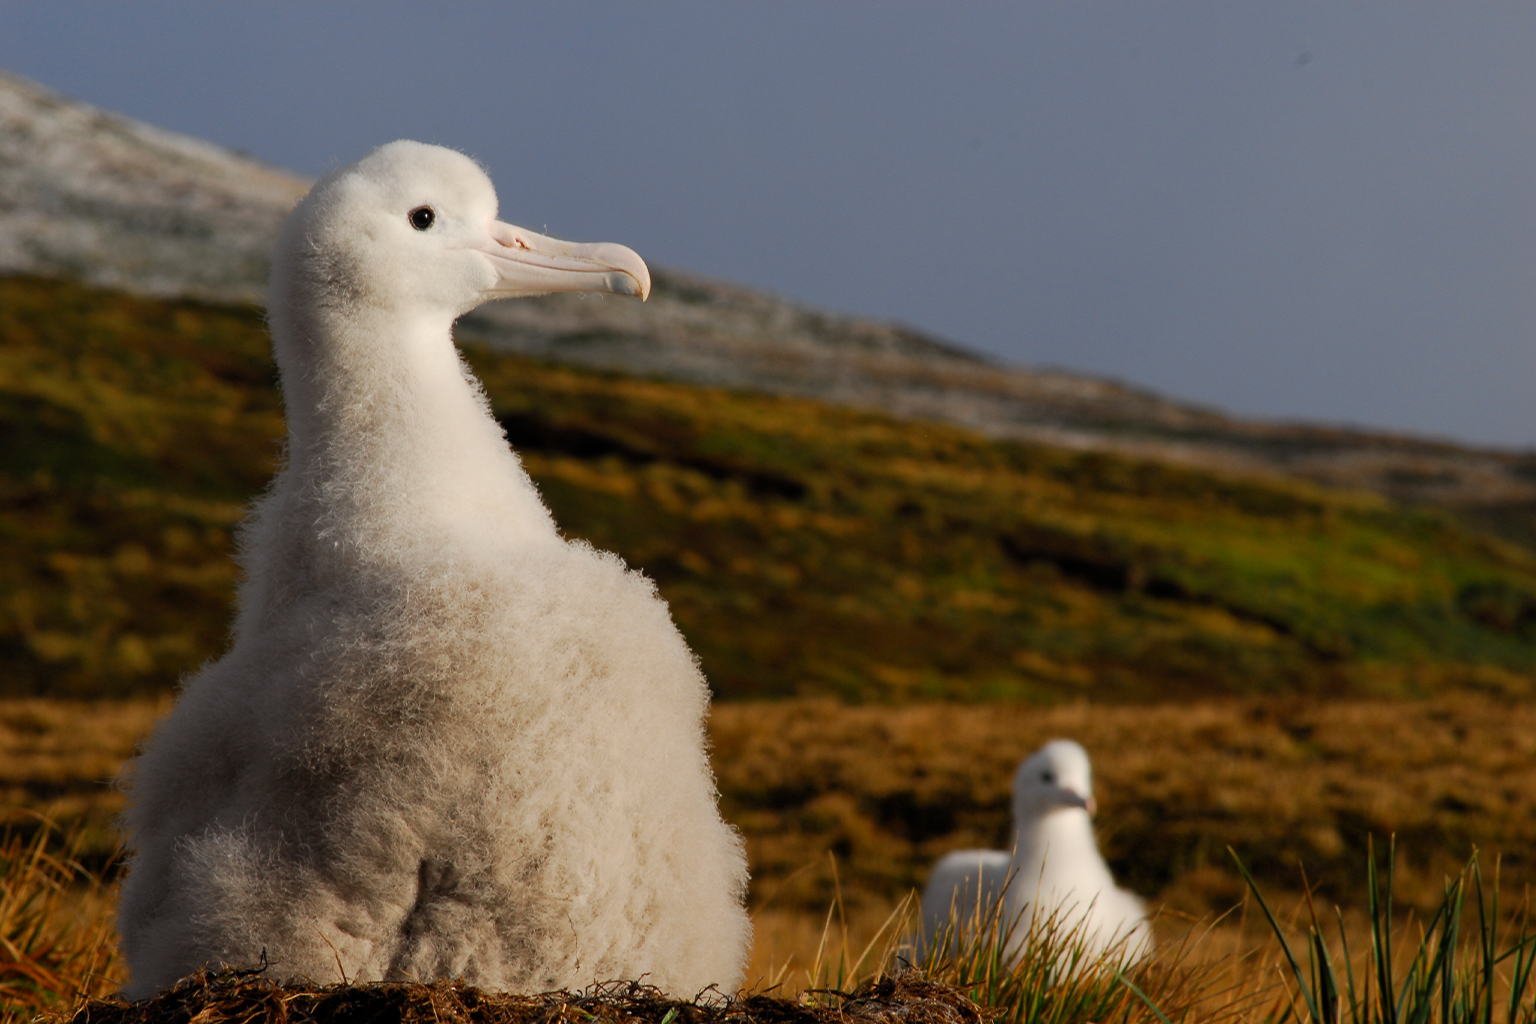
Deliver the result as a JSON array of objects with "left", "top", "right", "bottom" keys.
[{"left": 3, "top": 3, "right": 1532, "bottom": 448}]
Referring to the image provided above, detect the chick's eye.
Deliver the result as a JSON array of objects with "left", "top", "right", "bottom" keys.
[
  {"left": 409, "top": 206, "right": 435, "bottom": 231},
  {"left": 1041, "top": 771, "right": 1055, "bottom": 784}
]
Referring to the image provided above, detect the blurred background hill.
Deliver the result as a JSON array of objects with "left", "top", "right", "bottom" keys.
[
  {"left": 5, "top": 70, "right": 1533, "bottom": 539},
  {"left": 2, "top": 71, "right": 1535, "bottom": 704}
]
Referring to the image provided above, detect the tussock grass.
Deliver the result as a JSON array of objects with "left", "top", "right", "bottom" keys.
[
  {"left": 749, "top": 861, "right": 1268, "bottom": 1024},
  {"left": 1236, "top": 842, "right": 1536, "bottom": 1024},
  {"left": 918, "top": 915, "right": 1217, "bottom": 1024},
  {"left": 773, "top": 846, "right": 1536, "bottom": 1024},
  {"left": 5, "top": 807, "right": 1533, "bottom": 1024},
  {"left": 0, "top": 819, "right": 122, "bottom": 1022}
]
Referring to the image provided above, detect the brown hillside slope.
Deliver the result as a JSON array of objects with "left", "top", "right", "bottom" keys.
[
  {"left": 3, "top": 68, "right": 1534, "bottom": 526},
  {"left": 4, "top": 275, "right": 1536, "bottom": 702}
]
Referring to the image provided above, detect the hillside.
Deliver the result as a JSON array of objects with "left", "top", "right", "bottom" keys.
[
  {"left": 3, "top": 274, "right": 1534, "bottom": 702},
  {"left": 4, "top": 68, "right": 1534, "bottom": 535},
  {"left": 0, "top": 71, "right": 307, "bottom": 302}
]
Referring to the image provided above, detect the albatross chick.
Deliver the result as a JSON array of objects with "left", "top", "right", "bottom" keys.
[
  {"left": 116, "top": 141, "right": 751, "bottom": 999},
  {"left": 919, "top": 740, "right": 1150, "bottom": 968}
]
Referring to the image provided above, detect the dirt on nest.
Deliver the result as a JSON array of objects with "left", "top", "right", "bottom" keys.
[{"left": 60, "top": 972, "right": 991, "bottom": 1024}]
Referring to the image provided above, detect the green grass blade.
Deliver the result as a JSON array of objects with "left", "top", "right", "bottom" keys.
[
  {"left": 1503, "top": 917, "right": 1536, "bottom": 1024},
  {"left": 1231, "top": 847, "right": 1325, "bottom": 1024},
  {"left": 1475, "top": 857, "right": 1494, "bottom": 1024},
  {"left": 1371, "top": 836, "right": 1397, "bottom": 1024},
  {"left": 1312, "top": 927, "right": 1340, "bottom": 1024},
  {"left": 1393, "top": 877, "right": 1459, "bottom": 1024},
  {"left": 1114, "top": 969, "right": 1175, "bottom": 1024},
  {"left": 1335, "top": 906, "right": 1364, "bottom": 1024}
]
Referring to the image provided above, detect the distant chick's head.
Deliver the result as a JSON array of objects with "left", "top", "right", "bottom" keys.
[
  {"left": 271, "top": 140, "right": 650, "bottom": 326},
  {"left": 1012, "top": 739, "right": 1097, "bottom": 822}
]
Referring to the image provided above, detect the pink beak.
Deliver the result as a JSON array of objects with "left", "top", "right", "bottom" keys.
[{"left": 478, "top": 221, "right": 650, "bottom": 300}]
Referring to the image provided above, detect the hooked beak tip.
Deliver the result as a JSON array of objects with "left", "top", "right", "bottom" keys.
[{"left": 483, "top": 222, "right": 650, "bottom": 302}]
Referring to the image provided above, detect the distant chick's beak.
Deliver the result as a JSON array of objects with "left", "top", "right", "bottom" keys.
[
  {"left": 1061, "top": 789, "right": 1097, "bottom": 817},
  {"left": 479, "top": 221, "right": 651, "bottom": 301}
]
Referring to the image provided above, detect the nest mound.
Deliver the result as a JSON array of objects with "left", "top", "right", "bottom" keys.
[{"left": 62, "top": 972, "right": 991, "bottom": 1024}]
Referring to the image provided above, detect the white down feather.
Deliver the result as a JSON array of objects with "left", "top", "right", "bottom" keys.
[
  {"left": 918, "top": 740, "right": 1150, "bottom": 968},
  {"left": 116, "top": 141, "right": 751, "bottom": 999}
]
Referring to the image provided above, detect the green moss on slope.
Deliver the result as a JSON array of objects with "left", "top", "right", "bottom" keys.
[{"left": 3, "top": 274, "right": 1534, "bottom": 701}]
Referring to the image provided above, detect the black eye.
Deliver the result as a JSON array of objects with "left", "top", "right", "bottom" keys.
[
  {"left": 409, "top": 206, "right": 435, "bottom": 231},
  {"left": 1041, "top": 771, "right": 1055, "bottom": 784}
]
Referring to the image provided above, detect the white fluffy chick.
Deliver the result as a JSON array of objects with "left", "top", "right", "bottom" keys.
[{"left": 919, "top": 740, "right": 1150, "bottom": 967}]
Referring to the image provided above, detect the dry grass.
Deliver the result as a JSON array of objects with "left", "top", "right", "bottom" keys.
[
  {"left": 0, "top": 837, "right": 1384, "bottom": 1024},
  {"left": 0, "top": 831, "right": 1276, "bottom": 1024},
  {"left": 0, "top": 698, "right": 166, "bottom": 875},
  {"left": 11, "top": 694, "right": 1536, "bottom": 917},
  {"left": 7, "top": 694, "right": 1536, "bottom": 1021},
  {"left": 14, "top": 867, "right": 1526, "bottom": 1024},
  {"left": 10, "top": 694, "right": 1536, "bottom": 911},
  {"left": 710, "top": 696, "right": 1536, "bottom": 921},
  {"left": 0, "top": 822, "right": 123, "bottom": 1022}
]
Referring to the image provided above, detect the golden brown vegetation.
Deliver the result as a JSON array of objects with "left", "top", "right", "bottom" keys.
[
  {"left": 0, "top": 699, "right": 165, "bottom": 870},
  {"left": 0, "top": 277, "right": 279, "bottom": 696},
  {"left": 5, "top": 275, "right": 1536, "bottom": 703},
  {"left": 0, "top": 823, "right": 121, "bottom": 1021},
  {"left": 712, "top": 697, "right": 1536, "bottom": 930},
  {"left": 6, "top": 822, "right": 1525, "bottom": 1024},
  {"left": 7, "top": 274, "right": 1536, "bottom": 1022},
  {"left": 10, "top": 695, "right": 1536, "bottom": 1024},
  {"left": 8, "top": 695, "right": 1536, "bottom": 984},
  {"left": 0, "top": 808, "right": 1334, "bottom": 1024}
]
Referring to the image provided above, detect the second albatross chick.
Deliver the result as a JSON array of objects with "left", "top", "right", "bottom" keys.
[
  {"left": 919, "top": 740, "right": 1150, "bottom": 967},
  {"left": 116, "top": 141, "right": 751, "bottom": 998}
]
